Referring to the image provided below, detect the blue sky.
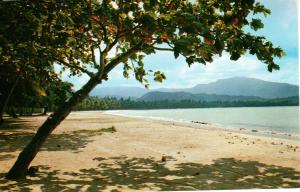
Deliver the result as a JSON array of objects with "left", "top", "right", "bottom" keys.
[{"left": 66, "top": 0, "right": 299, "bottom": 90}]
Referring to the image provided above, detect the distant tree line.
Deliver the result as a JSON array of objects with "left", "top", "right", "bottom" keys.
[{"left": 74, "top": 96, "right": 299, "bottom": 111}]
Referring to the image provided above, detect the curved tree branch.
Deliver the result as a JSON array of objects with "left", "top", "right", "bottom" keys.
[
  {"left": 153, "top": 46, "right": 173, "bottom": 51},
  {"left": 104, "top": 40, "right": 145, "bottom": 74},
  {"left": 57, "top": 60, "right": 95, "bottom": 77}
]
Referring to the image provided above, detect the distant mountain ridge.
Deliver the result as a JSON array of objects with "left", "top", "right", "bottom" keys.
[
  {"left": 90, "top": 86, "right": 148, "bottom": 99},
  {"left": 138, "top": 91, "right": 264, "bottom": 102},
  {"left": 90, "top": 77, "right": 299, "bottom": 100},
  {"left": 187, "top": 77, "right": 299, "bottom": 99}
]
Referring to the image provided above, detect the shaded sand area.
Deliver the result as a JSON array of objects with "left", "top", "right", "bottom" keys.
[{"left": 0, "top": 111, "right": 300, "bottom": 191}]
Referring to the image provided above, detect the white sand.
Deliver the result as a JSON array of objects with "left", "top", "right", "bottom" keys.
[{"left": 0, "top": 111, "right": 299, "bottom": 191}]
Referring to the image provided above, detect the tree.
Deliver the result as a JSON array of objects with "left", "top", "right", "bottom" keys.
[
  {"left": 0, "top": 0, "right": 84, "bottom": 123},
  {"left": 0, "top": 61, "right": 72, "bottom": 119},
  {"left": 39, "top": 80, "right": 73, "bottom": 115},
  {"left": 3, "top": 0, "right": 285, "bottom": 179},
  {"left": 11, "top": 74, "right": 73, "bottom": 116},
  {"left": 0, "top": 64, "right": 21, "bottom": 122}
]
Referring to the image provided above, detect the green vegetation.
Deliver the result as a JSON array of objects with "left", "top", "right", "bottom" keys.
[
  {"left": 2, "top": 0, "right": 285, "bottom": 179},
  {"left": 0, "top": 77, "right": 73, "bottom": 117},
  {"left": 74, "top": 96, "right": 299, "bottom": 110}
]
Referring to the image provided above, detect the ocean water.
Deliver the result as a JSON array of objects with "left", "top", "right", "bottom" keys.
[{"left": 107, "top": 106, "right": 299, "bottom": 134}]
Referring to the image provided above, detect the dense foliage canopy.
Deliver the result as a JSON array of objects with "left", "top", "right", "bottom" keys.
[{"left": 1, "top": 0, "right": 285, "bottom": 87}]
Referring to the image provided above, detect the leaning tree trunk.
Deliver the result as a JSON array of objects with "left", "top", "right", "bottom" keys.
[{"left": 6, "top": 75, "right": 102, "bottom": 180}]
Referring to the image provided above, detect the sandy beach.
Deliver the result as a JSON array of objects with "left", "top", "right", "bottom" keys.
[{"left": 0, "top": 111, "right": 299, "bottom": 191}]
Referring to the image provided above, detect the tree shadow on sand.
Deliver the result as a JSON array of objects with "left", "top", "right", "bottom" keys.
[
  {"left": 1, "top": 156, "right": 299, "bottom": 191},
  {"left": 0, "top": 118, "right": 37, "bottom": 131},
  {"left": 0, "top": 118, "right": 116, "bottom": 159}
]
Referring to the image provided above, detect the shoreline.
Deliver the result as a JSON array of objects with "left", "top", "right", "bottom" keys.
[{"left": 102, "top": 110, "right": 300, "bottom": 141}]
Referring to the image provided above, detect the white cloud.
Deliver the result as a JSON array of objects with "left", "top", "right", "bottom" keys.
[
  {"left": 60, "top": 52, "right": 298, "bottom": 91},
  {"left": 156, "top": 53, "right": 298, "bottom": 88}
]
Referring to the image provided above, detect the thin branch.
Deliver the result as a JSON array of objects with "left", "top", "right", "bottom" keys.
[
  {"left": 104, "top": 33, "right": 119, "bottom": 53},
  {"left": 153, "top": 46, "right": 173, "bottom": 51},
  {"left": 99, "top": 51, "right": 106, "bottom": 69},
  {"left": 119, "top": 25, "right": 141, "bottom": 37},
  {"left": 166, "top": 42, "right": 174, "bottom": 48},
  {"left": 90, "top": 46, "right": 98, "bottom": 68},
  {"left": 98, "top": 48, "right": 107, "bottom": 80},
  {"left": 103, "top": 12, "right": 129, "bottom": 53},
  {"left": 104, "top": 40, "right": 144, "bottom": 74},
  {"left": 99, "top": 22, "right": 109, "bottom": 44},
  {"left": 86, "top": 0, "right": 100, "bottom": 70},
  {"left": 57, "top": 59, "right": 95, "bottom": 77}
]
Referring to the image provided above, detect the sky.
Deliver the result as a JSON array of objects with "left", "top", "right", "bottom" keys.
[{"left": 65, "top": 0, "right": 299, "bottom": 90}]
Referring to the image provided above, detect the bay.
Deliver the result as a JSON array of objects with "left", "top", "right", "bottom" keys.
[{"left": 107, "top": 106, "right": 299, "bottom": 134}]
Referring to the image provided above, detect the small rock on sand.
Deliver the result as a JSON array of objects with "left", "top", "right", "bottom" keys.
[{"left": 191, "top": 121, "right": 208, "bottom": 125}]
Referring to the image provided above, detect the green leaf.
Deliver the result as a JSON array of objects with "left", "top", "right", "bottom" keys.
[
  {"left": 214, "top": 38, "right": 225, "bottom": 55},
  {"left": 230, "top": 52, "right": 241, "bottom": 61},
  {"left": 153, "top": 71, "right": 166, "bottom": 82},
  {"left": 174, "top": 50, "right": 180, "bottom": 59},
  {"left": 186, "top": 57, "right": 194, "bottom": 66},
  {"left": 250, "top": 19, "right": 264, "bottom": 31}
]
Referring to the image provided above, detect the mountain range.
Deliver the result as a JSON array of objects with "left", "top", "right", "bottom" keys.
[
  {"left": 90, "top": 86, "right": 148, "bottom": 99},
  {"left": 90, "top": 77, "right": 299, "bottom": 101}
]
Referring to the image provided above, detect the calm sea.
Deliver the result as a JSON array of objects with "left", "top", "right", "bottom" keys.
[{"left": 107, "top": 106, "right": 299, "bottom": 134}]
